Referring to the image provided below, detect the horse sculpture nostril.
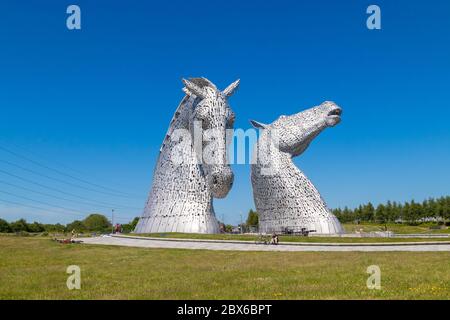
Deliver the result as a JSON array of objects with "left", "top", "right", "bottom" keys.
[
  {"left": 210, "top": 169, "right": 233, "bottom": 195},
  {"left": 224, "top": 170, "right": 234, "bottom": 185},
  {"left": 328, "top": 108, "right": 342, "bottom": 116}
]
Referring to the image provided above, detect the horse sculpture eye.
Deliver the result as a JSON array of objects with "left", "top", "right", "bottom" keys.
[
  {"left": 196, "top": 106, "right": 210, "bottom": 117},
  {"left": 195, "top": 107, "right": 211, "bottom": 128},
  {"left": 200, "top": 118, "right": 210, "bottom": 129}
]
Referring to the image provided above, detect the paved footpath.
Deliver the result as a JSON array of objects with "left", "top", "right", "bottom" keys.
[{"left": 82, "top": 236, "right": 450, "bottom": 252}]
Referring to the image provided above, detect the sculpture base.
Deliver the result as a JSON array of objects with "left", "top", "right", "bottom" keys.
[
  {"left": 134, "top": 215, "right": 220, "bottom": 234},
  {"left": 259, "top": 214, "right": 344, "bottom": 235}
]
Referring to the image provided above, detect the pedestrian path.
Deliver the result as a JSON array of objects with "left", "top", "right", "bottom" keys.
[{"left": 82, "top": 235, "right": 450, "bottom": 252}]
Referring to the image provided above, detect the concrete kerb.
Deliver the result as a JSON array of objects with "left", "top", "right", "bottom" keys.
[{"left": 111, "top": 234, "right": 450, "bottom": 247}]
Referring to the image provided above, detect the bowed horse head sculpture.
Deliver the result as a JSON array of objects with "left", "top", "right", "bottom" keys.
[
  {"left": 134, "top": 78, "right": 239, "bottom": 234},
  {"left": 182, "top": 78, "right": 239, "bottom": 198}
]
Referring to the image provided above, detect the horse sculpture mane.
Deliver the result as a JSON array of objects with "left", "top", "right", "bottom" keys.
[
  {"left": 250, "top": 101, "right": 344, "bottom": 234},
  {"left": 134, "top": 78, "right": 239, "bottom": 234}
]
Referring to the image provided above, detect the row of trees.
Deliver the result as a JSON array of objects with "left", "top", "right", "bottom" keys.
[
  {"left": 244, "top": 196, "right": 450, "bottom": 227},
  {"left": 3, "top": 195, "right": 449, "bottom": 234},
  {"left": 0, "top": 214, "right": 139, "bottom": 234},
  {"left": 331, "top": 196, "right": 450, "bottom": 224}
]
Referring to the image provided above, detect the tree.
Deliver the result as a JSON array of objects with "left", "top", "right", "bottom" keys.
[
  {"left": 54, "top": 223, "right": 66, "bottom": 232},
  {"left": 409, "top": 200, "right": 421, "bottom": 224},
  {"left": 129, "top": 217, "right": 139, "bottom": 229},
  {"left": 354, "top": 205, "right": 364, "bottom": 222},
  {"left": 246, "top": 209, "right": 259, "bottom": 227},
  {"left": 0, "top": 219, "right": 11, "bottom": 233},
  {"left": 402, "top": 202, "right": 411, "bottom": 222},
  {"left": 441, "top": 196, "right": 450, "bottom": 223},
  {"left": 28, "top": 221, "right": 45, "bottom": 233},
  {"left": 332, "top": 208, "right": 342, "bottom": 220},
  {"left": 385, "top": 201, "right": 393, "bottom": 222},
  {"left": 10, "top": 219, "right": 29, "bottom": 232},
  {"left": 83, "top": 214, "right": 111, "bottom": 232},
  {"left": 343, "top": 207, "right": 354, "bottom": 223},
  {"left": 395, "top": 202, "right": 403, "bottom": 222},
  {"left": 427, "top": 198, "right": 438, "bottom": 219},
  {"left": 375, "top": 204, "right": 387, "bottom": 224},
  {"left": 421, "top": 199, "right": 429, "bottom": 220},
  {"left": 66, "top": 220, "right": 86, "bottom": 232},
  {"left": 121, "top": 217, "right": 140, "bottom": 233},
  {"left": 332, "top": 196, "right": 450, "bottom": 225},
  {"left": 361, "top": 203, "right": 375, "bottom": 222}
]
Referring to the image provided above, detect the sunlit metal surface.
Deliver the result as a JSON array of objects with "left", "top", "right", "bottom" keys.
[
  {"left": 134, "top": 78, "right": 239, "bottom": 234},
  {"left": 251, "top": 101, "right": 344, "bottom": 234}
]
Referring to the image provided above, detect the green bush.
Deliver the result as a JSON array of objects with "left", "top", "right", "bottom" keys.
[
  {"left": 0, "top": 219, "right": 11, "bottom": 233},
  {"left": 83, "top": 214, "right": 111, "bottom": 232},
  {"left": 10, "top": 219, "right": 29, "bottom": 232},
  {"left": 121, "top": 217, "right": 139, "bottom": 233},
  {"left": 44, "top": 223, "right": 65, "bottom": 232},
  {"left": 66, "top": 220, "right": 86, "bottom": 232},
  {"left": 28, "top": 222, "right": 45, "bottom": 233}
]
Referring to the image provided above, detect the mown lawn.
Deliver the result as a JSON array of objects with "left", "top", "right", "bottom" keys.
[
  {"left": 128, "top": 233, "right": 450, "bottom": 243},
  {"left": 342, "top": 222, "right": 450, "bottom": 234},
  {"left": 0, "top": 236, "right": 449, "bottom": 299},
  {"left": 128, "top": 222, "right": 450, "bottom": 243}
]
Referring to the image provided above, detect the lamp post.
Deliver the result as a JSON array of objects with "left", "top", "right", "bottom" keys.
[
  {"left": 111, "top": 209, "right": 115, "bottom": 234},
  {"left": 240, "top": 212, "right": 243, "bottom": 234}
]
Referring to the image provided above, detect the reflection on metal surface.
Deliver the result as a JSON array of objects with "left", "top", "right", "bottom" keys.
[
  {"left": 134, "top": 78, "right": 239, "bottom": 234},
  {"left": 251, "top": 101, "right": 344, "bottom": 234}
]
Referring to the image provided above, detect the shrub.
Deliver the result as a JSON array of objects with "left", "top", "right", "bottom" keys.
[
  {"left": 83, "top": 214, "right": 111, "bottom": 232},
  {"left": 66, "top": 220, "right": 86, "bottom": 232},
  {"left": 10, "top": 219, "right": 29, "bottom": 232},
  {"left": 28, "top": 222, "right": 45, "bottom": 233},
  {"left": 0, "top": 219, "right": 11, "bottom": 233},
  {"left": 121, "top": 217, "right": 140, "bottom": 233}
]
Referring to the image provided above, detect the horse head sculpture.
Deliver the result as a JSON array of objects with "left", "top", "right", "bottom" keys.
[
  {"left": 134, "top": 78, "right": 239, "bottom": 234},
  {"left": 250, "top": 101, "right": 344, "bottom": 234}
]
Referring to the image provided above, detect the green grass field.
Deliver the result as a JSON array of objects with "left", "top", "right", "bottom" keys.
[
  {"left": 1, "top": 236, "right": 449, "bottom": 299},
  {"left": 129, "top": 222, "right": 450, "bottom": 243},
  {"left": 129, "top": 233, "right": 450, "bottom": 243},
  {"left": 342, "top": 222, "right": 450, "bottom": 234}
]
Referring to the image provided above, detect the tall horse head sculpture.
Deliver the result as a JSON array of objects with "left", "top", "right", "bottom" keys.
[{"left": 134, "top": 78, "right": 239, "bottom": 234}]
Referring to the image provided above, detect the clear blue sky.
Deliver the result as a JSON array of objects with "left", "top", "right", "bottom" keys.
[{"left": 1, "top": 0, "right": 449, "bottom": 225}]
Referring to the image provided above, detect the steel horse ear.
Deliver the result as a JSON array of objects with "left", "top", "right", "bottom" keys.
[
  {"left": 251, "top": 101, "right": 344, "bottom": 235},
  {"left": 134, "top": 78, "right": 239, "bottom": 234}
]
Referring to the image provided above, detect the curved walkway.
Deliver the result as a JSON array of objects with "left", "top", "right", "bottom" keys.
[{"left": 81, "top": 235, "right": 450, "bottom": 252}]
